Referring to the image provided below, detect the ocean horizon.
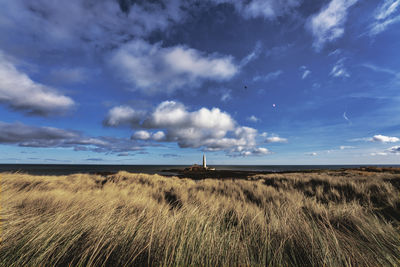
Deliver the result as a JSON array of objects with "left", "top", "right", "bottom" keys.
[{"left": 1, "top": 164, "right": 399, "bottom": 176}]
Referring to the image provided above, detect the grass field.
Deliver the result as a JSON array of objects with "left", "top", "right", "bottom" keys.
[{"left": 1, "top": 169, "right": 399, "bottom": 266}]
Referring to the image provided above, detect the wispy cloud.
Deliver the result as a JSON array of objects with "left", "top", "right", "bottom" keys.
[
  {"left": 372, "top": 134, "right": 399, "bottom": 143},
  {"left": 240, "top": 42, "right": 262, "bottom": 67},
  {"left": 307, "top": 0, "right": 358, "bottom": 51},
  {"left": 339, "top": 145, "right": 355, "bottom": 150},
  {"left": 111, "top": 39, "right": 238, "bottom": 94},
  {"left": 369, "top": 0, "right": 400, "bottom": 36},
  {"left": 330, "top": 58, "right": 350, "bottom": 78},
  {"left": 0, "top": 121, "right": 144, "bottom": 154},
  {"left": 350, "top": 134, "right": 399, "bottom": 143},
  {"left": 343, "top": 112, "right": 352, "bottom": 125},
  {"left": 370, "top": 152, "right": 388, "bottom": 156},
  {"left": 247, "top": 115, "right": 260, "bottom": 123},
  {"left": 300, "top": 66, "right": 311, "bottom": 79},
  {"left": 262, "top": 133, "right": 288, "bottom": 143},
  {"left": 210, "top": 0, "right": 302, "bottom": 20},
  {"left": 387, "top": 146, "right": 400, "bottom": 154},
  {"left": 265, "top": 136, "right": 288, "bottom": 143},
  {"left": 361, "top": 63, "right": 400, "bottom": 79},
  {"left": 253, "top": 70, "right": 283, "bottom": 82}
]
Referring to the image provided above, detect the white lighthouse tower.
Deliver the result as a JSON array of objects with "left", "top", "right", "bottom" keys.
[{"left": 203, "top": 154, "right": 207, "bottom": 169}]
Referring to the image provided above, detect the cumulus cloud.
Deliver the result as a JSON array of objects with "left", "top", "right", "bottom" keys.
[
  {"left": 132, "top": 130, "right": 166, "bottom": 141},
  {"left": 0, "top": 121, "right": 143, "bottom": 154},
  {"left": 330, "top": 58, "right": 350, "bottom": 78},
  {"left": 307, "top": 0, "right": 358, "bottom": 50},
  {"left": 0, "top": 52, "right": 74, "bottom": 116},
  {"left": 372, "top": 134, "right": 399, "bottom": 143},
  {"left": 110, "top": 39, "right": 238, "bottom": 94},
  {"left": 253, "top": 70, "right": 283, "bottom": 82},
  {"left": 104, "top": 105, "right": 146, "bottom": 128},
  {"left": 369, "top": 0, "right": 400, "bottom": 36},
  {"left": 105, "top": 101, "right": 270, "bottom": 156},
  {"left": 306, "top": 152, "right": 318, "bottom": 156},
  {"left": 211, "top": 0, "right": 302, "bottom": 20}
]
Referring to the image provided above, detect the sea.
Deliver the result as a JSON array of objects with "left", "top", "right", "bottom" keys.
[{"left": 0, "top": 164, "right": 399, "bottom": 176}]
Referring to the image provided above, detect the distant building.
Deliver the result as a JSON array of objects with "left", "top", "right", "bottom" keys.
[{"left": 184, "top": 154, "right": 215, "bottom": 172}]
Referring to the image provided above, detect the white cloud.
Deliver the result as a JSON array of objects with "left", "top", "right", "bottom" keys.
[
  {"left": 247, "top": 115, "right": 260, "bottom": 123},
  {"left": 152, "top": 131, "right": 166, "bottom": 141},
  {"left": 375, "top": 0, "right": 400, "bottom": 20},
  {"left": 339, "top": 145, "right": 355, "bottom": 150},
  {"left": 330, "top": 58, "right": 350, "bottom": 78},
  {"left": 387, "top": 146, "right": 400, "bottom": 154},
  {"left": 343, "top": 112, "right": 352, "bottom": 124},
  {"left": 132, "top": 130, "right": 151, "bottom": 140},
  {"left": 0, "top": 51, "right": 74, "bottom": 116},
  {"left": 350, "top": 134, "right": 399, "bottom": 143},
  {"left": 220, "top": 90, "right": 232, "bottom": 102},
  {"left": 110, "top": 39, "right": 238, "bottom": 94},
  {"left": 306, "top": 152, "right": 318, "bottom": 156},
  {"left": 302, "top": 70, "right": 311, "bottom": 79},
  {"left": 240, "top": 42, "right": 262, "bottom": 67},
  {"left": 106, "top": 101, "right": 270, "bottom": 156},
  {"left": 212, "top": 0, "right": 302, "bottom": 20},
  {"left": 370, "top": 152, "right": 388, "bottom": 156},
  {"left": 300, "top": 66, "right": 311, "bottom": 79},
  {"left": 253, "top": 70, "right": 283, "bottom": 82},
  {"left": 265, "top": 136, "right": 288, "bottom": 143},
  {"left": 361, "top": 63, "right": 399, "bottom": 76},
  {"left": 369, "top": 0, "right": 400, "bottom": 35},
  {"left": 103, "top": 106, "right": 146, "bottom": 127},
  {"left": 308, "top": 0, "right": 358, "bottom": 50},
  {"left": 1, "top": 0, "right": 189, "bottom": 50},
  {"left": 131, "top": 130, "right": 166, "bottom": 141},
  {"left": 372, "top": 134, "right": 399, "bottom": 143}
]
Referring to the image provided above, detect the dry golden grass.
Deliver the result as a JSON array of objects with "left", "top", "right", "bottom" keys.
[{"left": 1, "top": 170, "right": 399, "bottom": 266}]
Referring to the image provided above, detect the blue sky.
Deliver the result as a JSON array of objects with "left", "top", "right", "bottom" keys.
[{"left": 1, "top": 0, "right": 400, "bottom": 165}]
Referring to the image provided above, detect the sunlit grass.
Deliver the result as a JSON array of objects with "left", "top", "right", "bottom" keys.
[{"left": 1, "top": 170, "right": 399, "bottom": 266}]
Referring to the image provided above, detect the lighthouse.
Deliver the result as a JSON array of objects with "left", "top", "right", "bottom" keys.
[{"left": 203, "top": 154, "right": 207, "bottom": 169}]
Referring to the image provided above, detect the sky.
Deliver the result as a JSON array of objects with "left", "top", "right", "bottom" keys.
[{"left": 0, "top": 0, "right": 400, "bottom": 165}]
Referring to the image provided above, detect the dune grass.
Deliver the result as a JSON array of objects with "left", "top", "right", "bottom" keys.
[{"left": 1, "top": 169, "right": 399, "bottom": 266}]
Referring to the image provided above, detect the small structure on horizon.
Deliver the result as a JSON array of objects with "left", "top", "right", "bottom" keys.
[{"left": 184, "top": 154, "right": 215, "bottom": 172}]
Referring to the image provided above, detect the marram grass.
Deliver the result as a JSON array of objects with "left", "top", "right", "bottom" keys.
[{"left": 0, "top": 170, "right": 399, "bottom": 266}]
